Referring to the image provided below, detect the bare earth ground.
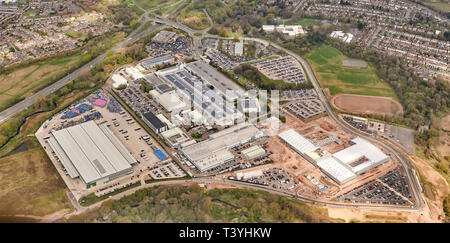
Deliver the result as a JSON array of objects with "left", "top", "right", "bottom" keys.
[
  {"left": 410, "top": 154, "right": 449, "bottom": 218},
  {"left": 441, "top": 115, "right": 450, "bottom": 131},
  {"left": 0, "top": 147, "right": 72, "bottom": 217},
  {"left": 331, "top": 94, "right": 403, "bottom": 117},
  {"left": 327, "top": 207, "right": 434, "bottom": 223}
]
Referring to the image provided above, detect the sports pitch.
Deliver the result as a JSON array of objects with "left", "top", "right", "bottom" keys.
[{"left": 306, "top": 45, "right": 398, "bottom": 100}]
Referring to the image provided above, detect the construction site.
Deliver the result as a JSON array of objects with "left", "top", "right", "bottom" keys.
[{"left": 231, "top": 112, "right": 413, "bottom": 206}]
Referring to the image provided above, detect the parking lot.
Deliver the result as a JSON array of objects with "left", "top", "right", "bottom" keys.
[
  {"left": 206, "top": 48, "right": 236, "bottom": 70},
  {"left": 283, "top": 99, "right": 326, "bottom": 121},
  {"left": 281, "top": 89, "right": 318, "bottom": 101},
  {"left": 342, "top": 115, "right": 370, "bottom": 133},
  {"left": 237, "top": 168, "right": 297, "bottom": 191},
  {"left": 252, "top": 56, "right": 306, "bottom": 84},
  {"left": 379, "top": 169, "right": 412, "bottom": 199},
  {"left": 147, "top": 160, "right": 186, "bottom": 180},
  {"left": 383, "top": 125, "right": 415, "bottom": 154},
  {"left": 336, "top": 169, "right": 412, "bottom": 206},
  {"left": 118, "top": 85, "right": 163, "bottom": 117},
  {"left": 147, "top": 35, "right": 193, "bottom": 58}
]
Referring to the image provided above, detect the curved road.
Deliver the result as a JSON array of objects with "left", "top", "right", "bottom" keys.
[
  {"left": 0, "top": 7, "right": 164, "bottom": 125},
  {"left": 144, "top": 18, "right": 427, "bottom": 212},
  {"left": 1, "top": 9, "right": 426, "bottom": 215}
]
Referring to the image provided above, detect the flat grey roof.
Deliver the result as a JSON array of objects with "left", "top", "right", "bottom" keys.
[
  {"left": 185, "top": 60, "right": 244, "bottom": 99},
  {"left": 51, "top": 120, "right": 135, "bottom": 184},
  {"left": 182, "top": 124, "right": 262, "bottom": 162}
]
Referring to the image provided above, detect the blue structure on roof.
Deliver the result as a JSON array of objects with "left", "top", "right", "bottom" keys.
[{"left": 154, "top": 150, "right": 167, "bottom": 160}]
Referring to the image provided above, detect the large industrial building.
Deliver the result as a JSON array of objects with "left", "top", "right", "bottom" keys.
[
  {"left": 181, "top": 124, "right": 263, "bottom": 172},
  {"left": 278, "top": 129, "right": 388, "bottom": 185},
  {"left": 46, "top": 120, "right": 137, "bottom": 187},
  {"left": 184, "top": 60, "right": 244, "bottom": 100},
  {"left": 155, "top": 62, "right": 244, "bottom": 125}
]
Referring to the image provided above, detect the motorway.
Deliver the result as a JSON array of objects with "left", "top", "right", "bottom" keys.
[{"left": 0, "top": 6, "right": 170, "bottom": 125}]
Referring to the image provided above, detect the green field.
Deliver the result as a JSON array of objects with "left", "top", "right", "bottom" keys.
[
  {"left": 0, "top": 54, "right": 87, "bottom": 112},
  {"left": 421, "top": 0, "right": 450, "bottom": 13},
  {"left": 179, "top": 6, "right": 210, "bottom": 30},
  {"left": 296, "top": 18, "right": 319, "bottom": 27},
  {"left": 306, "top": 45, "right": 398, "bottom": 99},
  {"left": 0, "top": 139, "right": 72, "bottom": 217},
  {"left": 162, "top": 0, "right": 185, "bottom": 14},
  {"left": 134, "top": 0, "right": 177, "bottom": 10},
  {"left": 66, "top": 30, "right": 88, "bottom": 41}
]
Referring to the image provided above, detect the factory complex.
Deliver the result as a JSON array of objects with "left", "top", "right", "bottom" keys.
[
  {"left": 181, "top": 124, "right": 264, "bottom": 172},
  {"left": 146, "top": 60, "right": 245, "bottom": 125},
  {"left": 278, "top": 129, "right": 389, "bottom": 185}
]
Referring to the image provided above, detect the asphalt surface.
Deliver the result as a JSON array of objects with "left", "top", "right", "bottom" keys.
[
  {"left": 2, "top": 9, "right": 425, "bottom": 214},
  {"left": 0, "top": 8, "right": 162, "bottom": 125}
]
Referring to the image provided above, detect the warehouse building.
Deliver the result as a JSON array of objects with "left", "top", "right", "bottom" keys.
[
  {"left": 184, "top": 60, "right": 244, "bottom": 100},
  {"left": 46, "top": 121, "right": 136, "bottom": 188},
  {"left": 111, "top": 74, "right": 128, "bottom": 89},
  {"left": 182, "top": 124, "right": 263, "bottom": 172},
  {"left": 160, "top": 127, "right": 191, "bottom": 147},
  {"left": 333, "top": 137, "right": 389, "bottom": 175},
  {"left": 140, "top": 55, "right": 174, "bottom": 70},
  {"left": 241, "top": 145, "right": 266, "bottom": 160},
  {"left": 152, "top": 30, "right": 179, "bottom": 44},
  {"left": 278, "top": 129, "right": 388, "bottom": 185},
  {"left": 316, "top": 156, "right": 356, "bottom": 185},
  {"left": 155, "top": 63, "right": 243, "bottom": 125},
  {"left": 278, "top": 129, "right": 319, "bottom": 155},
  {"left": 142, "top": 111, "right": 168, "bottom": 133}
]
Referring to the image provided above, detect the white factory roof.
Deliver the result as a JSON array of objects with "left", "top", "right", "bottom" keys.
[
  {"left": 125, "top": 67, "right": 145, "bottom": 80},
  {"left": 111, "top": 74, "right": 128, "bottom": 89},
  {"left": 150, "top": 90, "right": 187, "bottom": 112},
  {"left": 183, "top": 124, "right": 262, "bottom": 162},
  {"left": 316, "top": 156, "right": 356, "bottom": 185},
  {"left": 278, "top": 129, "right": 318, "bottom": 154},
  {"left": 333, "top": 137, "right": 388, "bottom": 174},
  {"left": 236, "top": 169, "right": 263, "bottom": 180},
  {"left": 262, "top": 25, "right": 275, "bottom": 31},
  {"left": 193, "top": 148, "right": 234, "bottom": 172},
  {"left": 50, "top": 121, "right": 135, "bottom": 184}
]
